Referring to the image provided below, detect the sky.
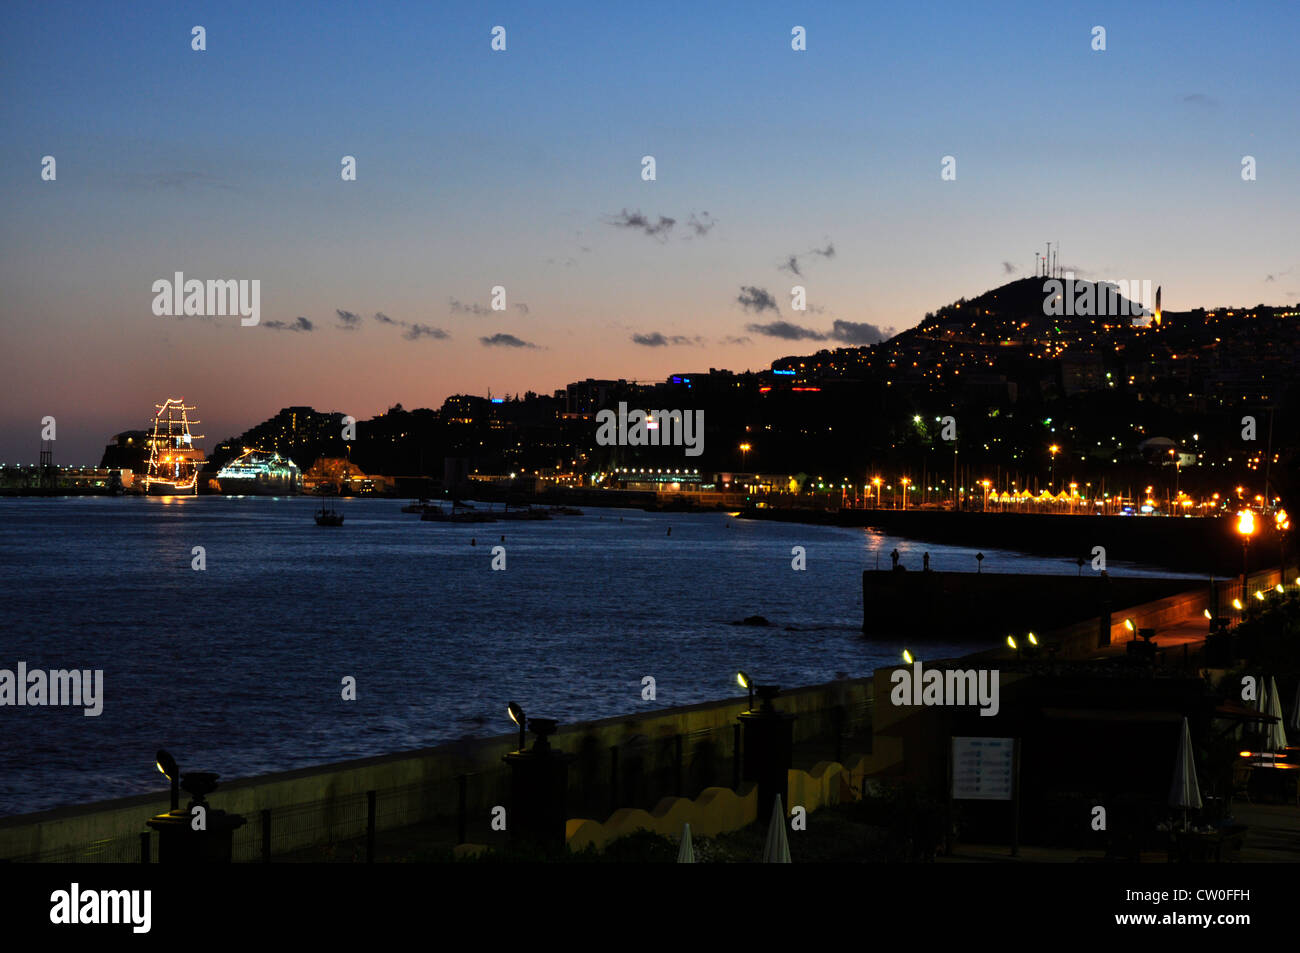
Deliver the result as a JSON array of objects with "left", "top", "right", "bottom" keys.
[{"left": 2, "top": 0, "right": 1298, "bottom": 463}]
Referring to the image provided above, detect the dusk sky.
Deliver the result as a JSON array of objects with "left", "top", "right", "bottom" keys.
[{"left": 2, "top": 0, "right": 1297, "bottom": 463}]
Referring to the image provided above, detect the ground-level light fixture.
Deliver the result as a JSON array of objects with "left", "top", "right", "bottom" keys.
[
  {"left": 156, "top": 748, "right": 180, "bottom": 810},
  {"left": 736, "top": 671, "right": 754, "bottom": 710},
  {"left": 902, "top": 649, "right": 914, "bottom": 664},
  {"left": 1123, "top": 618, "right": 1135, "bottom": 633},
  {"left": 1232, "top": 598, "right": 1244, "bottom": 610},
  {"left": 507, "top": 701, "right": 526, "bottom": 751}
]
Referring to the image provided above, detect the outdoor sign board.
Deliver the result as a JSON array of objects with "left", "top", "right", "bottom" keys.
[{"left": 951, "top": 736, "right": 1015, "bottom": 801}]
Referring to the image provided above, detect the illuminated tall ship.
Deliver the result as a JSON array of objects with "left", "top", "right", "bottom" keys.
[{"left": 144, "top": 398, "right": 206, "bottom": 495}]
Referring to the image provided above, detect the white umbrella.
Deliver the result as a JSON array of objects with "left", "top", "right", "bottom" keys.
[
  {"left": 676, "top": 822, "right": 695, "bottom": 863},
  {"left": 1265, "top": 677, "right": 1288, "bottom": 754},
  {"left": 1289, "top": 681, "right": 1300, "bottom": 735},
  {"left": 762, "top": 794, "right": 791, "bottom": 863},
  {"left": 1168, "top": 716, "right": 1202, "bottom": 830}
]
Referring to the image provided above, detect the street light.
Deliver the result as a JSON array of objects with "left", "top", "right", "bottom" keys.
[
  {"left": 739, "top": 442, "right": 751, "bottom": 470},
  {"left": 1048, "top": 444, "right": 1060, "bottom": 488},
  {"left": 900, "top": 477, "right": 910, "bottom": 511},
  {"left": 1237, "top": 509, "right": 1256, "bottom": 607}
]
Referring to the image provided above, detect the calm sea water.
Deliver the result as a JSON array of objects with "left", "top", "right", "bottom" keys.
[{"left": 0, "top": 497, "right": 1199, "bottom": 816}]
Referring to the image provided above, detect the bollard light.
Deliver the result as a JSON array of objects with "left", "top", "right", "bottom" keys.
[
  {"left": 507, "top": 701, "right": 526, "bottom": 752},
  {"left": 736, "top": 670, "right": 754, "bottom": 710},
  {"left": 156, "top": 748, "right": 179, "bottom": 811}
]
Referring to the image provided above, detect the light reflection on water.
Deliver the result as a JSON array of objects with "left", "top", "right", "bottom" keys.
[{"left": 0, "top": 496, "right": 1199, "bottom": 815}]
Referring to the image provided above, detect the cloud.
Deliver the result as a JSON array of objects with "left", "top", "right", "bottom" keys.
[
  {"left": 779, "top": 240, "right": 836, "bottom": 276},
  {"left": 829, "top": 320, "right": 895, "bottom": 345},
  {"left": 481, "top": 333, "right": 535, "bottom": 348},
  {"left": 263, "top": 316, "right": 313, "bottom": 332},
  {"left": 686, "top": 212, "right": 716, "bottom": 237},
  {"left": 449, "top": 298, "right": 493, "bottom": 316},
  {"left": 1182, "top": 93, "right": 1219, "bottom": 107},
  {"left": 1002, "top": 261, "right": 1018, "bottom": 275},
  {"left": 607, "top": 208, "right": 676, "bottom": 240},
  {"left": 737, "top": 286, "right": 780, "bottom": 314},
  {"left": 745, "top": 320, "right": 826, "bottom": 341},
  {"left": 372, "top": 311, "right": 399, "bottom": 325},
  {"left": 404, "top": 324, "right": 449, "bottom": 341},
  {"left": 514, "top": 303, "right": 530, "bottom": 315},
  {"left": 722, "top": 335, "right": 752, "bottom": 345},
  {"left": 631, "top": 332, "right": 700, "bottom": 347},
  {"left": 332, "top": 309, "right": 361, "bottom": 329}
]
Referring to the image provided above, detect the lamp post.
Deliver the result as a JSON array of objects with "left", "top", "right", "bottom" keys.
[
  {"left": 739, "top": 442, "right": 751, "bottom": 471},
  {"left": 1048, "top": 444, "right": 1059, "bottom": 489},
  {"left": 900, "top": 477, "right": 910, "bottom": 511},
  {"left": 1237, "top": 510, "right": 1256, "bottom": 611},
  {"left": 502, "top": 707, "right": 574, "bottom": 852}
]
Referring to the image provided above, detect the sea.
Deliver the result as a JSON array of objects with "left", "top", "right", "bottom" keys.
[{"left": 0, "top": 496, "right": 1202, "bottom": 816}]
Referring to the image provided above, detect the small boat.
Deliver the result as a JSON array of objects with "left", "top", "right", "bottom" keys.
[
  {"left": 315, "top": 496, "right": 344, "bottom": 526},
  {"left": 401, "top": 498, "right": 430, "bottom": 514},
  {"left": 496, "top": 502, "right": 552, "bottom": 521},
  {"left": 421, "top": 501, "right": 495, "bottom": 523}
]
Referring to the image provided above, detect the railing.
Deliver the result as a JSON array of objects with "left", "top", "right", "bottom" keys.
[{"left": 3, "top": 695, "right": 873, "bottom": 863}]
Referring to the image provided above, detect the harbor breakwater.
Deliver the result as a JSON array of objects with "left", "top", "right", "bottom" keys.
[{"left": 742, "top": 507, "right": 1285, "bottom": 576}]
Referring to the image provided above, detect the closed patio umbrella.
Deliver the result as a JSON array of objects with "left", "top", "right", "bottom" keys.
[
  {"left": 1289, "top": 681, "right": 1300, "bottom": 735},
  {"left": 677, "top": 822, "right": 695, "bottom": 864},
  {"left": 762, "top": 794, "right": 791, "bottom": 863},
  {"left": 1264, "top": 677, "right": 1288, "bottom": 755},
  {"left": 1168, "top": 717, "right": 1202, "bottom": 831}
]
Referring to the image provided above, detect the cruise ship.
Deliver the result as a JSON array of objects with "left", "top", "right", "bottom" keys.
[{"left": 215, "top": 449, "right": 302, "bottom": 495}]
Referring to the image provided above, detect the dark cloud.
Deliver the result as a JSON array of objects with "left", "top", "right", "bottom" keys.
[
  {"left": 631, "top": 332, "right": 700, "bottom": 347},
  {"left": 263, "top": 316, "right": 313, "bottom": 332},
  {"left": 372, "top": 311, "right": 399, "bottom": 325},
  {"left": 607, "top": 208, "right": 676, "bottom": 240},
  {"left": 829, "top": 320, "right": 895, "bottom": 345},
  {"left": 449, "top": 298, "right": 493, "bottom": 316},
  {"left": 404, "top": 324, "right": 449, "bottom": 341},
  {"left": 514, "top": 303, "right": 530, "bottom": 315},
  {"left": 737, "top": 286, "right": 780, "bottom": 314},
  {"left": 745, "top": 320, "right": 826, "bottom": 341},
  {"left": 722, "top": 335, "right": 752, "bottom": 345},
  {"left": 332, "top": 309, "right": 361, "bottom": 329},
  {"left": 480, "top": 333, "right": 535, "bottom": 348},
  {"left": 1002, "top": 261, "right": 1018, "bottom": 275},
  {"left": 780, "top": 240, "right": 836, "bottom": 276},
  {"left": 686, "top": 212, "right": 716, "bottom": 237}
]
